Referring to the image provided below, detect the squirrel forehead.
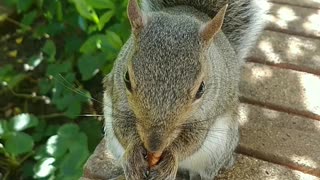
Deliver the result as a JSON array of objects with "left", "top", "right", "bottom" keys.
[
  {"left": 140, "top": 13, "right": 202, "bottom": 48},
  {"left": 128, "top": 14, "right": 203, "bottom": 110},
  {"left": 132, "top": 16, "right": 201, "bottom": 83},
  {"left": 132, "top": 13, "right": 203, "bottom": 82}
]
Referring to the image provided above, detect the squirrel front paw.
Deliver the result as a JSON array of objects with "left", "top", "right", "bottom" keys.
[
  {"left": 122, "top": 143, "right": 149, "bottom": 180},
  {"left": 148, "top": 150, "right": 178, "bottom": 180}
]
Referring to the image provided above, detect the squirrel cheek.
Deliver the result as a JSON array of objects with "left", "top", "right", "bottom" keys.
[{"left": 172, "top": 128, "right": 182, "bottom": 139}]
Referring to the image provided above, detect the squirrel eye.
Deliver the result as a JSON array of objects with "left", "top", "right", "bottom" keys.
[
  {"left": 195, "top": 81, "right": 205, "bottom": 99},
  {"left": 124, "top": 71, "right": 132, "bottom": 92}
]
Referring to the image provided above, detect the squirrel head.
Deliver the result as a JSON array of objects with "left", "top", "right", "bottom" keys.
[{"left": 124, "top": 0, "right": 228, "bottom": 154}]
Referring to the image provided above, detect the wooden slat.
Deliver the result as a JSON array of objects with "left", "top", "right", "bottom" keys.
[
  {"left": 237, "top": 103, "right": 320, "bottom": 177},
  {"left": 248, "top": 30, "right": 320, "bottom": 75},
  {"left": 267, "top": 3, "right": 320, "bottom": 38},
  {"left": 240, "top": 63, "right": 320, "bottom": 119},
  {"left": 217, "top": 154, "right": 320, "bottom": 179},
  {"left": 271, "top": 0, "right": 320, "bottom": 9}
]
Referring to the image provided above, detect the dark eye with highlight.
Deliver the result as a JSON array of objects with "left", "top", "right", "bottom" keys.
[
  {"left": 124, "top": 71, "right": 132, "bottom": 92},
  {"left": 195, "top": 81, "right": 205, "bottom": 99}
]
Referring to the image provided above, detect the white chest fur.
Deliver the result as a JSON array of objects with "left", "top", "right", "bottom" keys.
[
  {"left": 179, "top": 113, "right": 236, "bottom": 176},
  {"left": 103, "top": 94, "right": 125, "bottom": 160}
]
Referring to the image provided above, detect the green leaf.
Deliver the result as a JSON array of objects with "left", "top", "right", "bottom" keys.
[
  {"left": 32, "top": 119, "right": 47, "bottom": 142},
  {"left": 57, "top": 133, "right": 89, "bottom": 178},
  {"left": 16, "top": 0, "right": 34, "bottom": 13},
  {"left": 101, "top": 62, "right": 114, "bottom": 74},
  {"left": 0, "top": 122, "right": 4, "bottom": 136},
  {"left": 108, "top": 22, "right": 131, "bottom": 41},
  {"left": 80, "top": 32, "right": 122, "bottom": 56},
  {"left": 44, "top": 22, "right": 65, "bottom": 36},
  {"left": 0, "top": 14, "right": 8, "bottom": 23},
  {"left": 33, "top": 157, "right": 56, "bottom": 178},
  {"left": 46, "top": 124, "right": 80, "bottom": 158},
  {"left": 4, "top": 132, "right": 34, "bottom": 156},
  {"left": 65, "top": 35, "right": 83, "bottom": 55},
  {"left": 0, "top": 120, "right": 9, "bottom": 136},
  {"left": 44, "top": 10, "right": 53, "bottom": 20},
  {"left": 78, "top": 16, "right": 87, "bottom": 31},
  {"left": 57, "top": 146, "right": 88, "bottom": 178},
  {"left": 21, "top": 161, "right": 35, "bottom": 179},
  {"left": 98, "top": 11, "right": 114, "bottom": 30},
  {"left": 105, "top": 31, "right": 122, "bottom": 51},
  {"left": 25, "top": 54, "right": 44, "bottom": 71},
  {"left": 44, "top": 124, "right": 60, "bottom": 138},
  {"left": 80, "top": 34, "right": 108, "bottom": 54},
  {"left": 70, "top": 0, "right": 99, "bottom": 24},
  {"left": 35, "top": 125, "right": 91, "bottom": 179},
  {"left": 2, "top": 0, "right": 15, "bottom": 7},
  {"left": 0, "top": 65, "right": 27, "bottom": 88},
  {"left": 85, "top": 0, "right": 115, "bottom": 9},
  {"left": 39, "top": 78, "right": 52, "bottom": 94},
  {"left": 0, "top": 64, "right": 13, "bottom": 77},
  {"left": 34, "top": 145, "right": 47, "bottom": 160},
  {"left": 50, "top": 72, "right": 88, "bottom": 119},
  {"left": 46, "top": 135, "right": 68, "bottom": 158},
  {"left": 88, "top": 25, "right": 98, "bottom": 34},
  {"left": 79, "top": 119, "right": 102, "bottom": 152},
  {"left": 21, "top": 10, "right": 37, "bottom": 26},
  {"left": 78, "top": 53, "right": 106, "bottom": 80},
  {"left": 36, "top": 0, "right": 44, "bottom": 9},
  {"left": 42, "top": 40, "right": 56, "bottom": 62},
  {"left": 9, "top": 113, "right": 39, "bottom": 131},
  {"left": 56, "top": 1, "right": 63, "bottom": 21},
  {"left": 8, "top": 74, "right": 27, "bottom": 88},
  {"left": 64, "top": 101, "right": 82, "bottom": 118},
  {"left": 46, "top": 62, "right": 72, "bottom": 77},
  {"left": 58, "top": 124, "right": 79, "bottom": 138}
]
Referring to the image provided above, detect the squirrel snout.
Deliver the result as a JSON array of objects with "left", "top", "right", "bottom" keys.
[
  {"left": 144, "top": 138, "right": 162, "bottom": 154},
  {"left": 142, "top": 135, "right": 165, "bottom": 154}
]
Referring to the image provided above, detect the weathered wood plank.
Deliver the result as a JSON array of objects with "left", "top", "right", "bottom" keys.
[
  {"left": 248, "top": 30, "right": 320, "bottom": 75},
  {"left": 217, "top": 154, "right": 320, "bottom": 180},
  {"left": 267, "top": 3, "right": 320, "bottom": 38},
  {"left": 271, "top": 0, "right": 320, "bottom": 9},
  {"left": 237, "top": 103, "right": 320, "bottom": 176},
  {"left": 240, "top": 63, "right": 320, "bottom": 119}
]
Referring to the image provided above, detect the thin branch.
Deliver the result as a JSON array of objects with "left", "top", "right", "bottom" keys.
[
  {"left": 3, "top": 170, "right": 10, "bottom": 180},
  {"left": 0, "top": 103, "right": 13, "bottom": 111},
  {"left": 0, "top": 5, "right": 9, "bottom": 11},
  {"left": 19, "top": 151, "right": 34, "bottom": 164},
  {"left": 5, "top": 17, "right": 32, "bottom": 31},
  {"left": 38, "top": 113, "right": 66, "bottom": 119},
  {"left": 8, "top": 88, "right": 44, "bottom": 101}
]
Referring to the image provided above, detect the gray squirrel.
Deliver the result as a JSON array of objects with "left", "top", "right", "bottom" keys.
[{"left": 103, "top": 0, "right": 269, "bottom": 179}]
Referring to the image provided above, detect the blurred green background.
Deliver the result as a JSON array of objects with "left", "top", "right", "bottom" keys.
[{"left": 0, "top": 0, "right": 130, "bottom": 179}]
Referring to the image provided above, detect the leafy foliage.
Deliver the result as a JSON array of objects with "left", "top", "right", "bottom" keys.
[{"left": 0, "top": 0, "right": 130, "bottom": 179}]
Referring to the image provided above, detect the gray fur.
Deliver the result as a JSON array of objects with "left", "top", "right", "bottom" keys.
[
  {"left": 142, "top": 0, "right": 269, "bottom": 60},
  {"left": 103, "top": 0, "right": 268, "bottom": 179}
]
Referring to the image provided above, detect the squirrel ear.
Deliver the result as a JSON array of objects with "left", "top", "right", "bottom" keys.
[
  {"left": 200, "top": 4, "right": 228, "bottom": 43},
  {"left": 128, "top": 0, "right": 145, "bottom": 35}
]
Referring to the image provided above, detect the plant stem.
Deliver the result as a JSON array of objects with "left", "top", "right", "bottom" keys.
[
  {"left": 0, "top": 159, "right": 9, "bottom": 167},
  {"left": 5, "top": 17, "right": 32, "bottom": 31},
  {"left": 3, "top": 170, "right": 10, "bottom": 180},
  {"left": 19, "top": 151, "right": 34, "bottom": 164},
  {"left": 8, "top": 88, "right": 44, "bottom": 101},
  {"left": 39, "top": 113, "right": 65, "bottom": 119}
]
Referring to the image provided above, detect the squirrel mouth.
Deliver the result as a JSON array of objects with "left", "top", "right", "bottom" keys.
[{"left": 147, "top": 152, "right": 162, "bottom": 167}]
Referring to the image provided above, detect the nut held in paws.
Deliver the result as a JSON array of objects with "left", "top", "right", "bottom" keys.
[{"left": 147, "top": 152, "right": 162, "bottom": 167}]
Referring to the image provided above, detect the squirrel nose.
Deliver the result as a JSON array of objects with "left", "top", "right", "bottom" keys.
[
  {"left": 144, "top": 136, "right": 163, "bottom": 154},
  {"left": 145, "top": 141, "right": 161, "bottom": 153}
]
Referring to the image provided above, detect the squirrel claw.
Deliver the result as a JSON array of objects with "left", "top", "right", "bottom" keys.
[{"left": 144, "top": 170, "right": 150, "bottom": 178}]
